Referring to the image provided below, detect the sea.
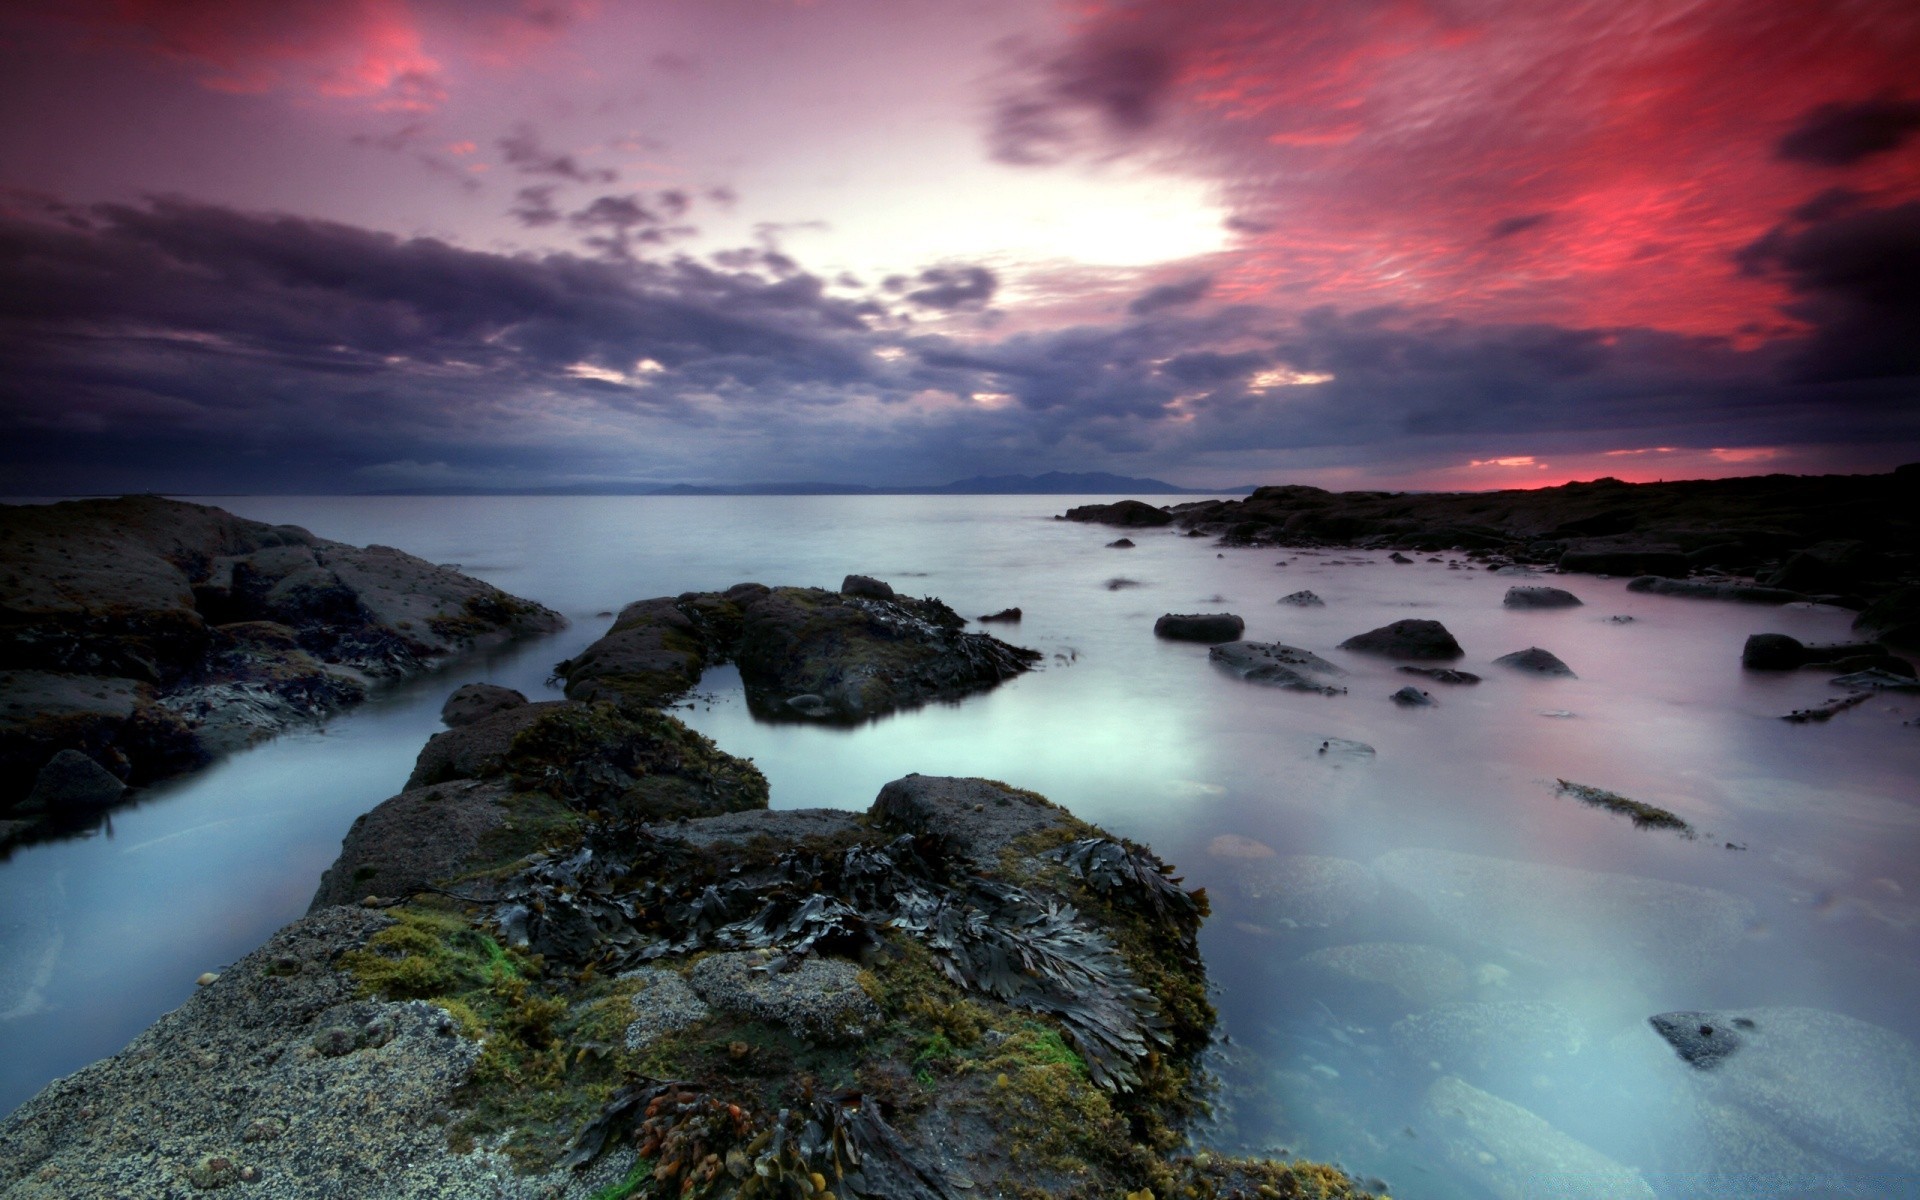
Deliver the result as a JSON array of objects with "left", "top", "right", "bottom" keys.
[{"left": 3, "top": 494, "right": 1918, "bottom": 1197}]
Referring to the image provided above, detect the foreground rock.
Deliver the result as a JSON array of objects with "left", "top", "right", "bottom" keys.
[
  {"left": 1338, "top": 618, "right": 1464, "bottom": 660},
  {"left": 559, "top": 578, "right": 1039, "bottom": 721},
  {"left": 1209, "top": 640, "right": 1347, "bottom": 694},
  {"left": 1154, "top": 612, "right": 1246, "bottom": 643},
  {"left": 0, "top": 497, "right": 562, "bottom": 840}
]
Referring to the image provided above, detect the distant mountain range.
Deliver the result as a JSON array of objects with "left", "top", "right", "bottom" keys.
[{"left": 369, "top": 471, "right": 1256, "bottom": 497}]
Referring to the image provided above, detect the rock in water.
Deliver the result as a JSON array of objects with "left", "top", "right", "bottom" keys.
[
  {"left": 1493, "top": 646, "right": 1576, "bottom": 677},
  {"left": 1399, "top": 666, "right": 1480, "bottom": 684},
  {"left": 1627, "top": 576, "right": 1802, "bottom": 604},
  {"left": 1297, "top": 942, "right": 1470, "bottom": 1010},
  {"left": 1106, "top": 537, "right": 1135, "bottom": 548},
  {"left": 440, "top": 682, "right": 528, "bottom": 727},
  {"left": 1062, "top": 499, "right": 1173, "bottom": 527},
  {"left": 1226, "top": 854, "right": 1380, "bottom": 929},
  {"left": 1373, "top": 848, "right": 1753, "bottom": 987},
  {"left": 1646, "top": 1006, "right": 1920, "bottom": 1170},
  {"left": 19, "top": 748, "right": 125, "bottom": 815},
  {"left": 1504, "top": 586, "right": 1583, "bottom": 608},
  {"left": 1424, "top": 1075, "right": 1658, "bottom": 1200},
  {"left": 1338, "top": 619, "right": 1464, "bottom": 660},
  {"left": 1393, "top": 1001, "right": 1588, "bottom": 1084},
  {"left": 976, "top": 607, "right": 1022, "bottom": 623},
  {"left": 1279, "top": 589, "right": 1325, "bottom": 606},
  {"left": 1155, "top": 612, "right": 1246, "bottom": 643},
  {"left": 1390, "top": 685, "right": 1435, "bottom": 706},
  {"left": 1209, "top": 641, "right": 1346, "bottom": 694},
  {"left": 1741, "top": 633, "right": 1806, "bottom": 670}
]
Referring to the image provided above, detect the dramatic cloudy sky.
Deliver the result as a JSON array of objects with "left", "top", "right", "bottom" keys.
[{"left": 2, "top": 0, "right": 1917, "bottom": 492}]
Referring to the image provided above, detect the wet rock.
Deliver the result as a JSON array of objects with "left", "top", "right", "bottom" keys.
[
  {"left": 1154, "top": 613, "right": 1246, "bottom": 643},
  {"left": 1424, "top": 1075, "right": 1657, "bottom": 1200},
  {"left": 1832, "top": 667, "right": 1920, "bottom": 691},
  {"left": 1278, "top": 589, "right": 1325, "bottom": 606},
  {"left": 1398, "top": 666, "right": 1480, "bottom": 685},
  {"left": 1209, "top": 641, "right": 1346, "bottom": 693},
  {"left": 1742, "top": 633, "right": 1807, "bottom": 670},
  {"left": 871, "top": 773, "right": 1067, "bottom": 865},
  {"left": 1106, "top": 538, "right": 1135, "bottom": 548},
  {"left": 18, "top": 748, "right": 125, "bottom": 815},
  {"left": 1062, "top": 499, "right": 1173, "bottom": 527},
  {"left": 407, "top": 701, "right": 563, "bottom": 787},
  {"left": 1390, "top": 685, "right": 1435, "bottom": 706},
  {"left": 1393, "top": 1000, "right": 1587, "bottom": 1082},
  {"left": 1493, "top": 646, "right": 1575, "bottom": 677},
  {"left": 689, "top": 952, "right": 881, "bottom": 1044},
  {"left": 839, "top": 574, "right": 895, "bottom": 601},
  {"left": 1646, "top": 1006, "right": 1920, "bottom": 1170},
  {"left": 1649, "top": 1011, "right": 1747, "bottom": 1069},
  {"left": 1626, "top": 576, "right": 1803, "bottom": 604},
  {"left": 1388, "top": 551, "right": 1413, "bottom": 564},
  {"left": 1503, "top": 586, "right": 1582, "bottom": 609},
  {"left": 621, "top": 967, "right": 713, "bottom": 1051},
  {"left": 1228, "top": 854, "right": 1380, "bottom": 929},
  {"left": 1105, "top": 577, "right": 1142, "bottom": 590},
  {"left": 1297, "top": 942, "right": 1469, "bottom": 1010},
  {"left": 1559, "top": 540, "right": 1689, "bottom": 578},
  {"left": 440, "top": 683, "right": 528, "bottom": 728},
  {"left": 1374, "top": 848, "right": 1754, "bottom": 987},
  {"left": 976, "top": 607, "right": 1022, "bottom": 623},
  {"left": 310, "top": 780, "right": 516, "bottom": 911},
  {"left": 1338, "top": 618, "right": 1463, "bottom": 660}
]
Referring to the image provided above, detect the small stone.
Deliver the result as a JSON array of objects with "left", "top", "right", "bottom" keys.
[
  {"left": 359, "top": 895, "right": 382, "bottom": 907},
  {"left": 240, "top": 1117, "right": 285, "bottom": 1143},
  {"left": 311, "top": 1026, "right": 358, "bottom": 1057},
  {"left": 196, "top": 972, "right": 220, "bottom": 987},
  {"left": 187, "top": 1154, "right": 239, "bottom": 1190},
  {"left": 1391, "top": 685, "right": 1435, "bottom": 707}
]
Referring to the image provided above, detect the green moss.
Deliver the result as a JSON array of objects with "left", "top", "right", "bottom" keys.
[
  {"left": 587, "top": 1157, "right": 652, "bottom": 1200},
  {"left": 501, "top": 702, "right": 768, "bottom": 819}
]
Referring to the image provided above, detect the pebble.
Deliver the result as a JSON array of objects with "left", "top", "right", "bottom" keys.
[{"left": 195, "top": 972, "right": 220, "bottom": 987}]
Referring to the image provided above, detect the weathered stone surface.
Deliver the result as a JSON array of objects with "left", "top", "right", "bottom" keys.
[
  {"left": 440, "top": 682, "right": 528, "bottom": 727},
  {"left": 839, "top": 574, "right": 895, "bottom": 601},
  {"left": 1062, "top": 499, "right": 1173, "bottom": 527},
  {"left": 1208, "top": 640, "right": 1345, "bottom": 693},
  {"left": 1424, "top": 1075, "right": 1657, "bottom": 1200},
  {"left": 1339, "top": 619, "right": 1464, "bottom": 660},
  {"left": 309, "top": 780, "right": 515, "bottom": 910},
  {"left": 620, "top": 967, "right": 710, "bottom": 1051},
  {"left": 1503, "top": 585, "right": 1582, "bottom": 608},
  {"left": 406, "top": 701, "right": 562, "bottom": 788},
  {"left": 689, "top": 951, "right": 881, "bottom": 1043},
  {"left": 18, "top": 748, "right": 124, "bottom": 815},
  {"left": 1492, "top": 646, "right": 1576, "bottom": 677},
  {"left": 1154, "top": 612, "right": 1246, "bottom": 643},
  {"left": 871, "top": 773, "right": 1067, "bottom": 865},
  {"left": 1399, "top": 666, "right": 1480, "bottom": 684}
]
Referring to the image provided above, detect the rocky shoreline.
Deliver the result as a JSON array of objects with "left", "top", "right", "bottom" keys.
[
  {"left": 0, "top": 569, "right": 1377, "bottom": 1200},
  {"left": 0, "top": 497, "right": 565, "bottom": 851}
]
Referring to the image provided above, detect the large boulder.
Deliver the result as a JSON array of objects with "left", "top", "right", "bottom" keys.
[
  {"left": 1062, "top": 499, "right": 1173, "bottom": 527},
  {"left": 440, "top": 682, "right": 528, "bottom": 727},
  {"left": 1338, "top": 619, "right": 1464, "bottom": 660},
  {"left": 1154, "top": 612, "right": 1247, "bottom": 643}
]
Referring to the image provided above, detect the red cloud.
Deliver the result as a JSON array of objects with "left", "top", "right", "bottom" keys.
[{"left": 998, "top": 0, "right": 1920, "bottom": 339}]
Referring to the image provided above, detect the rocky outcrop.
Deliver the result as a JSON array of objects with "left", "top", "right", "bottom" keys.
[
  {"left": 0, "top": 497, "right": 562, "bottom": 841},
  {"left": 1153, "top": 612, "right": 1246, "bottom": 643},
  {"left": 1061, "top": 499, "right": 1173, "bottom": 527},
  {"left": 1339, "top": 618, "right": 1464, "bottom": 660},
  {"left": 559, "top": 580, "right": 1040, "bottom": 721}
]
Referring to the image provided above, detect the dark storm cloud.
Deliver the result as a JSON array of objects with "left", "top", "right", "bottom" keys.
[
  {"left": 497, "top": 124, "right": 617, "bottom": 183},
  {"left": 904, "top": 266, "right": 998, "bottom": 310},
  {"left": 1738, "top": 199, "right": 1920, "bottom": 382},
  {"left": 1127, "top": 275, "right": 1212, "bottom": 315},
  {"left": 510, "top": 186, "right": 562, "bottom": 227},
  {"left": 1777, "top": 96, "right": 1920, "bottom": 166},
  {"left": 988, "top": 37, "right": 1176, "bottom": 165},
  {"left": 1489, "top": 213, "right": 1553, "bottom": 239}
]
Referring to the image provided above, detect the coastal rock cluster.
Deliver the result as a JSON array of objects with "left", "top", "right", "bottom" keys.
[{"left": 0, "top": 497, "right": 563, "bottom": 849}]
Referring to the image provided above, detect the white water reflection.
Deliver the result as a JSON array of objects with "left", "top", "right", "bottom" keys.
[{"left": 1, "top": 496, "right": 1916, "bottom": 1197}]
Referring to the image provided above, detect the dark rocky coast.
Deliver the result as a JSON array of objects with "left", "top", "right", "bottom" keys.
[
  {"left": 0, "top": 497, "right": 565, "bottom": 851},
  {"left": 0, "top": 562, "right": 1374, "bottom": 1200}
]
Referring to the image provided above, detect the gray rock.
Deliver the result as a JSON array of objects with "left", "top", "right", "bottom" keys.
[
  {"left": 1390, "top": 685, "right": 1435, "bottom": 706},
  {"left": 1393, "top": 1001, "right": 1588, "bottom": 1082},
  {"left": 1493, "top": 646, "right": 1575, "bottom": 677},
  {"left": 1423, "top": 1075, "right": 1657, "bottom": 1200},
  {"left": 840, "top": 574, "right": 895, "bottom": 601},
  {"left": 1209, "top": 641, "right": 1346, "bottom": 693},
  {"left": 871, "top": 774, "right": 1069, "bottom": 866},
  {"left": 310, "top": 780, "right": 513, "bottom": 911},
  {"left": 1338, "top": 619, "right": 1464, "bottom": 660},
  {"left": 440, "top": 682, "right": 528, "bottom": 727},
  {"left": 1154, "top": 612, "right": 1246, "bottom": 643},
  {"left": 1646, "top": 1006, "right": 1920, "bottom": 1170},
  {"left": 1297, "top": 942, "right": 1469, "bottom": 1010},
  {"left": 406, "top": 701, "right": 563, "bottom": 787},
  {"left": 1503, "top": 586, "right": 1583, "bottom": 609},
  {"left": 620, "top": 967, "right": 712, "bottom": 1051},
  {"left": 1398, "top": 666, "right": 1480, "bottom": 684},
  {"left": 1228, "top": 854, "right": 1379, "bottom": 929},
  {"left": 1649, "top": 1010, "right": 1747, "bottom": 1069},
  {"left": 1278, "top": 589, "right": 1325, "bottom": 606},
  {"left": 1106, "top": 538, "right": 1135, "bottom": 548},
  {"left": 688, "top": 952, "right": 880, "bottom": 1043},
  {"left": 1373, "top": 847, "right": 1754, "bottom": 986},
  {"left": 663, "top": 807, "right": 863, "bottom": 851},
  {"left": 19, "top": 749, "right": 125, "bottom": 815}
]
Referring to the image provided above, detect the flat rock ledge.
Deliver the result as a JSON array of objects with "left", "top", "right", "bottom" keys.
[
  {"left": 0, "top": 496, "right": 563, "bottom": 845},
  {"left": 557, "top": 579, "right": 1040, "bottom": 721}
]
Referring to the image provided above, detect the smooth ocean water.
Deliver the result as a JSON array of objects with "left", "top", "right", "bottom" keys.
[{"left": 3, "top": 495, "right": 1918, "bottom": 1196}]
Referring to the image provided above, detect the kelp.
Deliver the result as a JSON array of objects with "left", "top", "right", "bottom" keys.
[
  {"left": 495, "top": 826, "right": 1173, "bottom": 1094},
  {"left": 1044, "top": 837, "right": 1204, "bottom": 933},
  {"left": 565, "top": 1080, "right": 966, "bottom": 1200}
]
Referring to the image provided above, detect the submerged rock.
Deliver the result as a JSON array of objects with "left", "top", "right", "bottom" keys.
[
  {"left": 1393, "top": 1000, "right": 1588, "bottom": 1083},
  {"left": 1503, "top": 585, "right": 1582, "bottom": 608},
  {"left": 1338, "top": 618, "right": 1464, "bottom": 660},
  {"left": 1390, "top": 685, "right": 1435, "bottom": 706},
  {"left": 1227, "top": 854, "right": 1380, "bottom": 929},
  {"left": 1298, "top": 942, "right": 1470, "bottom": 1010},
  {"left": 1154, "top": 612, "right": 1246, "bottom": 643},
  {"left": 1649, "top": 1011, "right": 1747, "bottom": 1069},
  {"left": 1424, "top": 1075, "right": 1658, "bottom": 1200},
  {"left": 1741, "top": 632, "right": 1807, "bottom": 670},
  {"left": 1399, "top": 666, "right": 1480, "bottom": 684},
  {"left": 1209, "top": 640, "right": 1346, "bottom": 693},
  {"left": 1493, "top": 646, "right": 1576, "bottom": 677},
  {"left": 1278, "top": 589, "right": 1325, "bottom": 606}
]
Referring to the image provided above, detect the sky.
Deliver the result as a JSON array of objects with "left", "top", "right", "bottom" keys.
[{"left": 0, "top": 0, "right": 1916, "bottom": 493}]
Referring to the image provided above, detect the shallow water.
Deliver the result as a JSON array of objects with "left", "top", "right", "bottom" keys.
[{"left": 3, "top": 495, "right": 1918, "bottom": 1196}]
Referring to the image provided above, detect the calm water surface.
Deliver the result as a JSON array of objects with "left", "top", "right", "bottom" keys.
[{"left": 3, "top": 496, "right": 1918, "bottom": 1196}]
